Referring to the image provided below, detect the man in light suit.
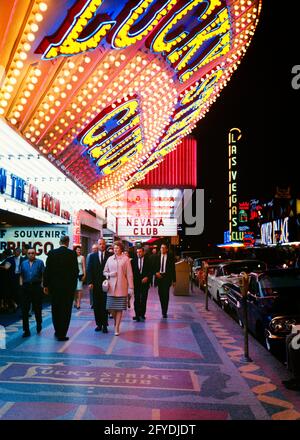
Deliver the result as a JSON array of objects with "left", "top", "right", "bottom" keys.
[
  {"left": 43, "top": 235, "right": 79, "bottom": 341},
  {"left": 87, "top": 238, "right": 110, "bottom": 333},
  {"left": 154, "top": 243, "right": 176, "bottom": 318},
  {"left": 131, "top": 247, "right": 152, "bottom": 322}
]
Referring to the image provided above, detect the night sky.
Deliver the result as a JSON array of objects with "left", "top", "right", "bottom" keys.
[{"left": 190, "top": 0, "right": 299, "bottom": 247}]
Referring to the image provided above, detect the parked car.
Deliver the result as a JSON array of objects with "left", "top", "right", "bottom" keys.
[
  {"left": 191, "top": 256, "right": 225, "bottom": 286},
  {"left": 223, "top": 268, "right": 300, "bottom": 356},
  {"left": 196, "top": 258, "right": 228, "bottom": 288},
  {"left": 207, "top": 260, "right": 266, "bottom": 305}
]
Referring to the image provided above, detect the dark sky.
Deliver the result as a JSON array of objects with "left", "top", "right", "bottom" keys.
[{"left": 190, "top": 0, "right": 299, "bottom": 246}]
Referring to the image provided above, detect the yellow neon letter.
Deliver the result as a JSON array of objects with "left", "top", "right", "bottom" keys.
[
  {"left": 111, "top": 0, "right": 178, "bottom": 49},
  {"left": 43, "top": 0, "right": 114, "bottom": 59}
]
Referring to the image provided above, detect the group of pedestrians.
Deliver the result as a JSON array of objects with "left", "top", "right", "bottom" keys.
[
  {"left": 1, "top": 236, "right": 176, "bottom": 340},
  {"left": 0, "top": 246, "right": 29, "bottom": 312},
  {"left": 87, "top": 239, "right": 176, "bottom": 336}
]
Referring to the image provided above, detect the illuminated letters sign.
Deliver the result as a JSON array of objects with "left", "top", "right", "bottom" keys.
[
  {"left": 38, "top": 0, "right": 230, "bottom": 85},
  {"left": 0, "top": 169, "right": 27, "bottom": 203},
  {"left": 149, "top": 0, "right": 230, "bottom": 82},
  {"left": 0, "top": 168, "right": 7, "bottom": 194},
  {"left": 79, "top": 96, "right": 142, "bottom": 175},
  {"left": 157, "top": 68, "right": 224, "bottom": 154},
  {"left": 40, "top": 0, "right": 115, "bottom": 59},
  {"left": 28, "top": 184, "right": 39, "bottom": 208},
  {"left": 25, "top": 0, "right": 261, "bottom": 202},
  {"left": 261, "top": 218, "right": 289, "bottom": 245},
  {"left": 10, "top": 174, "right": 26, "bottom": 202},
  {"left": 0, "top": 166, "right": 70, "bottom": 221},
  {"left": 250, "top": 199, "right": 263, "bottom": 221},
  {"left": 72, "top": 211, "right": 81, "bottom": 246},
  {"left": 41, "top": 193, "right": 61, "bottom": 216},
  {"left": 228, "top": 128, "right": 242, "bottom": 242},
  {"left": 243, "top": 231, "right": 255, "bottom": 247},
  {"left": 117, "top": 217, "right": 177, "bottom": 237},
  {"left": 110, "top": 0, "right": 178, "bottom": 49}
]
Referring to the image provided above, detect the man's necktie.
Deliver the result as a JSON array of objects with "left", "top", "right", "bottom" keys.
[
  {"left": 161, "top": 255, "right": 165, "bottom": 273},
  {"left": 101, "top": 252, "right": 104, "bottom": 265}
]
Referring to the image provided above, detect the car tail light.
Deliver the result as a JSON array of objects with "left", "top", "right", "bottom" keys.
[{"left": 269, "top": 317, "right": 297, "bottom": 334}]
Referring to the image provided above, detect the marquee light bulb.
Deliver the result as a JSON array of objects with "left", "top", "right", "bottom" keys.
[
  {"left": 19, "top": 51, "right": 27, "bottom": 60},
  {"left": 23, "top": 42, "right": 31, "bottom": 51},
  {"left": 39, "top": 2, "right": 48, "bottom": 12},
  {"left": 27, "top": 33, "right": 35, "bottom": 42},
  {"left": 30, "top": 23, "right": 39, "bottom": 32},
  {"left": 35, "top": 13, "right": 43, "bottom": 22}
]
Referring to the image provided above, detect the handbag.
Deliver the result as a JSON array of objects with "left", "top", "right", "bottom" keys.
[{"left": 102, "top": 278, "right": 109, "bottom": 292}]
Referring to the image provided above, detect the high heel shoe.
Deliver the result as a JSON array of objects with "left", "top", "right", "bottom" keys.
[{"left": 114, "top": 331, "right": 120, "bottom": 336}]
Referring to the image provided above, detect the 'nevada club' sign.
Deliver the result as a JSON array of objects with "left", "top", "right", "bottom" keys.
[{"left": 117, "top": 218, "right": 177, "bottom": 237}]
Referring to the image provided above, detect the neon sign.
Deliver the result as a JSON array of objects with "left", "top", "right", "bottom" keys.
[
  {"left": 38, "top": 0, "right": 230, "bottom": 85},
  {"left": 40, "top": 0, "right": 115, "bottom": 60},
  {"left": 261, "top": 218, "right": 289, "bottom": 245},
  {"left": 154, "top": 68, "right": 224, "bottom": 156},
  {"left": 149, "top": 1, "right": 230, "bottom": 82},
  {"left": 110, "top": 0, "right": 178, "bottom": 49},
  {"left": 0, "top": 0, "right": 261, "bottom": 203},
  {"left": 228, "top": 128, "right": 242, "bottom": 242},
  {"left": 79, "top": 96, "right": 143, "bottom": 175},
  {"left": 0, "top": 166, "right": 71, "bottom": 220}
]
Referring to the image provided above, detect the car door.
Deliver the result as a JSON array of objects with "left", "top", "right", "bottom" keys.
[{"left": 225, "top": 282, "right": 242, "bottom": 315}]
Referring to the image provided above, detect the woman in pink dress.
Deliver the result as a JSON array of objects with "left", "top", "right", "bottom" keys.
[{"left": 103, "top": 241, "right": 134, "bottom": 335}]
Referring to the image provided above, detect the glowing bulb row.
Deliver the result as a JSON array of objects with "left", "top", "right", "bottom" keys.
[
  {"left": 0, "top": 1, "right": 47, "bottom": 116},
  {"left": 35, "top": 53, "right": 128, "bottom": 153}
]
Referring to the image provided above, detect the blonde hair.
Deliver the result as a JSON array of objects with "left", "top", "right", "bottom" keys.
[{"left": 113, "top": 241, "right": 124, "bottom": 252}]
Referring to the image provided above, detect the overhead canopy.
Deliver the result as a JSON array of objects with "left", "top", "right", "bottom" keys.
[{"left": 0, "top": 0, "right": 261, "bottom": 204}]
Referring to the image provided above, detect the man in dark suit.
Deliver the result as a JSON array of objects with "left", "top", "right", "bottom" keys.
[
  {"left": 43, "top": 235, "right": 79, "bottom": 341},
  {"left": 131, "top": 247, "right": 152, "bottom": 322},
  {"left": 7, "top": 247, "right": 26, "bottom": 309},
  {"left": 87, "top": 238, "right": 109, "bottom": 333},
  {"left": 154, "top": 243, "right": 176, "bottom": 318}
]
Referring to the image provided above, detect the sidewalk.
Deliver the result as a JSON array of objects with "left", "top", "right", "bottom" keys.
[{"left": 0, "top": 286, "right": 299, "bottom": 420}]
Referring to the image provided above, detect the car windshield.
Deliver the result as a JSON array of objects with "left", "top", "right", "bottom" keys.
[
  {"left": 223, "top": 261, "right": 266, "bottom": 275},
  {"left": 260, "top": 272, "right": 300, "bottom": 314},
  {"left": 261, "top": 273, "right": 300, "bottom": 292}
]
